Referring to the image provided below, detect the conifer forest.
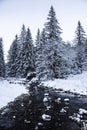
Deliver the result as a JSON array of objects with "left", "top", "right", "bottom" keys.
[{"left": 0, "top": 5, "right": 87, "bottom": 130}]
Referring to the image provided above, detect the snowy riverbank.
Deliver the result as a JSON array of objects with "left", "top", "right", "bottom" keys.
[
  {"left": 0, "top": 79, "right": 27, "bottom": 109},
  {"left": 43, "top": 71, "right": 87, "bottom": 95},
  {"left": 0, "top": 71, "right": 87, "bottom": 109}
]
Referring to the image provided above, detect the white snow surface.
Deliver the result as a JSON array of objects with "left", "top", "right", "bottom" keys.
[
  {"left": 0, "top": 79, "right": 27, "bottom": 109},
  {"left": 43, "top": 71, "right": 87, "bottom": 95}
]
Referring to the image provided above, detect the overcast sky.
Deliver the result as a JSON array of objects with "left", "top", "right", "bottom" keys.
[{"left": 0, "top": 0, "right": 87, "bottom": 57}]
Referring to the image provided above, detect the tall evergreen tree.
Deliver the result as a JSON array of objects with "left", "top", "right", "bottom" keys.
[
  {"left": 16, "top": 24, "right": 27, "bottom": 76},
  {"left": 35, "top": 29, "right": 41, "bottom": 47},
  {"left": 75, "top": 21, "right": 86, "bottom": 46},
  {"left": 75, "top": 21, "right": 86, "bottom": 73},
  {"left": 18, "top": 28, "right": 35, "bottom": 77},
  {"left": 20, "top": 24, "right": 27, "bottom": 45},
  {"left": 41, "top": 6, "right": 65, "bottom": 80},
  {"left": 45, "top": 5, "right": 62, "bottom": 42},
  {"left": 7, "top": 35, "right": 18, "bottom": 77},
  {"left": 40, "top": 28, "right": 47, "bottom": 45},
  {"left": 35, "top": 6, "right": 67, "bottom": 80},
  {"left": 0, "top": 38, "right": 5, "bottom": 77},
  {"left": 35, "top": 29, "right": 42, "bottom": 78},
  {"left": 35, "top": 29, "right": 41, "bottom": 67},
  {"left": 35, "top": 28, "right": 48, "bottom": 80}
]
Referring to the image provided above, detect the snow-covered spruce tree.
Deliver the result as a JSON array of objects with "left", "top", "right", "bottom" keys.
[
  {"left": 35, "top": 28, "right": 48, "bottom": 80},
  {"left": 0, "top": 38, "right": 5, "bottom": 77},
  {"left": 75, "top": 21, "right": 86, "bottom": 73},
  {"left": 44, "top": 6, "right": 67, "bottom": 79},
  {"left": 35, "top": 29, "right": 41, "bottom": 47},
  {"left": 45, "top": 5, "right": 62, "bottom": 41},
  {"left": 35, "top": 29, "right": 42, "bottom": 77},
  {"left": 40, "top": 28, "right": 47, "bottom": 45},
  {"left": 35, "top": 29, "right": 41, "bottom": 62},
  {"left": 19, "top": 24, "right": 27, "bottom": 46},
  {"left": 7, "top": 35, "right": 18, "bottom": 77},
  {"left": 35, "top": 6, "right": 68, "bottom": 80},
  {"left": 16, "top": 24, "right": 27, "bottom": 77},
  {"left": 18, "top": 28, "right": 35, "bottom": 77}
]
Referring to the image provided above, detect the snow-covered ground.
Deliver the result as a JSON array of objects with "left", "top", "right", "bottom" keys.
[
  {"left": 0, "top": 79, "right": 27, "bottom": 109},
  {"left": 0, "top": 71, "right": 87, "bottom": 109},
  {"left": 43, "top": 71, "right": 87, "bottom": 95}
]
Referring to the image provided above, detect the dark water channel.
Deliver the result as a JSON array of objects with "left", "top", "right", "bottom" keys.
[{"left": 0, "top": 79, "right": 87, "bottom": 130}]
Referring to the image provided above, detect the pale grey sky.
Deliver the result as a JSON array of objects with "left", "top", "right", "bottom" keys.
[{"left": 0, "top": 0, "right": 87, "bottom": 56}]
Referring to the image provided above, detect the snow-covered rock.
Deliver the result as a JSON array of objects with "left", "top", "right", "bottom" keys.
[
  {"left": 42, "top": 114, "right": 51, "bottom": 121},
  {"left": 35, "top": 126, "right": 38, "bottom": 130},
  {"left": 44, "top": 93, "right": 49, "bottom": 96},
  {"left": 69, "top": 115, "right": 81, "bottom": 123},
  {"left": 60, "top": 108, "right": 67, "bottom": 113},
  {"left": 64, "top": 98, "right": 69, "bottom": 102},
  {"left": 24, "top": 119, "right": 31, "bottom": 124},
  {"left": 79, "top": 108, "right": 87, "bottom": 115},
  {"left": 55, "top": 98, "right": 61, "bottom": 104},
  {"left": 13, "top": 116, "right": 16, "bottom": 119},
  {"left": 43, "top": 97, "right": 48, "bottom": 102},
  {"left": 46, "top": 105, "right": 51, "bottom": 110},
  {"left": 37, "top": 122, "right": 43, "bottom": 126},
  {"left": 21, "top": 103, "right": 24, "bottom": 107},
  {"left": 82, "top": 121, "right": 87, "bottom": 130}
]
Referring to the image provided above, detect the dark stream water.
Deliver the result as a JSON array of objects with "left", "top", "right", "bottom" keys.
[{"left": 0, "top": 79, "right": 87, "bottom": 130}]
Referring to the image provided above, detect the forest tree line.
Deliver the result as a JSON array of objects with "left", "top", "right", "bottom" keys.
[{"left": 0, "top": 6, "right": 87, "bottom": 80}]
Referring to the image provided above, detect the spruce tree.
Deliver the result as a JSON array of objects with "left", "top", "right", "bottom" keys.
[
  {"left": 35, "top": 29, "right": 41, "bottom": 78},
  {"left": 20, "top": 24, "right": 27, "bottom": 45},
  {"left": 75, "top": 21, "right": 86, "bottom": 46},
  {"left": 43, "top": 6, "right": 65, "bottom": 79},
  {"left": 35, "top": 6, "right": 68, "bottom": 80},
  {"left": 18, "top": 28, "right": 35, "bottom": 77},
  {"left": 40, "top": 28, "right": 47, "bottom": 46},
  {"left": 7, "top": 35, "right": 18, "bottom": 77},
  {"left": 35, "top": 29, "right": 41, "bottom": 65},
  {"left": 16, "top": 24, "right": 27, "bottom": 77},
  {"left": 35, "top": 28, "right": 48, "bottom": 80},
  {"left": 45, "top": 5, "right": 62, "bottom": 42},
  {"left": 0, "top": 38, "right": 5, "bottom": 77},
  {"left": 75, "top": 21, "right": 86, "bottom": 73},
  {"left": 35, "top": 29, "right": 41, "bottom": 48}
]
